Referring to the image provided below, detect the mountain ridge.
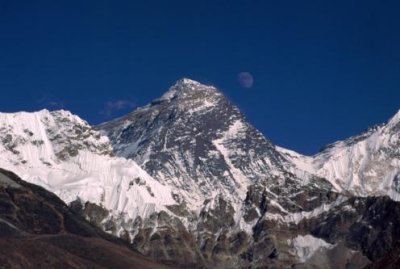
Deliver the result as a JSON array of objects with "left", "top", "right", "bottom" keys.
[{"left": 0, "top": 78, "right": 399, "bottom": 268}]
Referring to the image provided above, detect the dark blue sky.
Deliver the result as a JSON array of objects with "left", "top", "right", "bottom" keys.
[{"left": 0, "top": 0, "right": 399, "bottom": 155}]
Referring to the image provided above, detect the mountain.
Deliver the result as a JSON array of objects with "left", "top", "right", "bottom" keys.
[
  {"left": 96, "top": 78, "right": 331, "bottom": 222},
  {"left": 0, "top": 78, "right": 399, "bottom": 268},
  {"left": 278, "top": 110, "right": 400, "bottom": 200},
  {"left": 95, "top": 79, "right": 400, "bottom": 268},
  {"left": 0, "top": 168, "right": 174, "bottom": 269},
  {"left": 0, "top": 109, "right": 176, "bottom": 233}
]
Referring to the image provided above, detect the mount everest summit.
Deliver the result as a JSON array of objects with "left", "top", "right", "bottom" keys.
[{"left": 1, "top": 78, "right": 400, "bottom": 268}]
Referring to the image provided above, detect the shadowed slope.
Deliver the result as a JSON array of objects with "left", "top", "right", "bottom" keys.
[{"left": 0, "top": 168, "right": 177, "bottom": 269}]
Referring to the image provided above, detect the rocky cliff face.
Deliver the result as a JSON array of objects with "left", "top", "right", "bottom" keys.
[{"left": 1, "top": 79, "right": 399, "bottom": 268}]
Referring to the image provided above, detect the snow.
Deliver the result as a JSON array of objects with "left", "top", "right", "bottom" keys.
[
  {"left": 0, "top": 110, "right": 176, "bottom": 222},
  {"left": 186, "top": 99, "right": 216, "bottom": 114},
  {"left": 266, "top": 196, "right": 347, "bottom": 224},
  {"left": 387, "top": 109, "right": 400, "bottom": 128},
  {"left": 277, "top": 110, "right": 400, "bottom": 200},
  {"left": 311, "top": 119, "right": 400, "bottom": 199},
  {"left": 288, "top": 235, "right": 334, "bottom": 262},
  {"left": 212, "top": 119, "right": 250, "bottom": 197},
  {"left": 159, "top": 78, "right": 211, "bottom": 102},
  {"left": 277, "top": 146, "right": 315, "bottom": 176}
]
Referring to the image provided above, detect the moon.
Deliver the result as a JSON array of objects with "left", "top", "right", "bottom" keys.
[{"left": 238, "top": 72, "right": 254, "bottom": 88}]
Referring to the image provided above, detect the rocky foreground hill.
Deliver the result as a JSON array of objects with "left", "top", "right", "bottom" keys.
[{"left": 0, "top": 168, "right": 174, "bottom": 269}]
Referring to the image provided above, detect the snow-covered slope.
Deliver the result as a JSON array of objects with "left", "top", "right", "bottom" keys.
[
  {"left": 278, "top": 110, "right": 400, "bottom": 200},
  {"left": 0, "top": 109, "right": 176, "bottom": 228}
]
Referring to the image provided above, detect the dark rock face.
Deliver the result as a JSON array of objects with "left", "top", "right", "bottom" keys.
[
  {"left": 0, "top": 168, "right": 102, "bottom": 237},
  {"left": 0, "top": 168, "right": 176, "bottom": 269},
  {"left": 308, "top": 197, "right": 400, "bottom": 262},
  {"left": 365, "top": 243, "right": 400, "bottom": 269},
  {"left": 0, "top": 235, "right": 177, "bottom": 269},
  {"left": 96, "top": 79, "right": 286, "bottom": 196}
]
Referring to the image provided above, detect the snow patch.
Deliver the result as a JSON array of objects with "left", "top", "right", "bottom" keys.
[
  {"left": 266, "top": 196, "right": 347, "bottom": 224},
  {"left": 288, "top": 235, "right": 334, "bottom": 262}
]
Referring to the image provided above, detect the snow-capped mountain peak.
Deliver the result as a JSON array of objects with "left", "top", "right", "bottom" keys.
[
  {"left": 97, "top": 79, "right": 297, "bottom": 207},
  {"left": 278, "top": 109, "right": 400, "bottom": 200},
  {"left": 0, "top": 109, "right": 112, "bottom": 162},
  {"left": 176, "top": 77, "right": 202, "bottom": 86},
  {"left": 0, "top": 109, "right": 176, "bottom": 234},
  {"left": 157, "top": 78, "right": 221, "bottom": 104}
]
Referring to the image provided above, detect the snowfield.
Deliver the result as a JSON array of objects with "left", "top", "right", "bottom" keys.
[{"left": 0, "top": 109, "right": 176, "bottom": 223}]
